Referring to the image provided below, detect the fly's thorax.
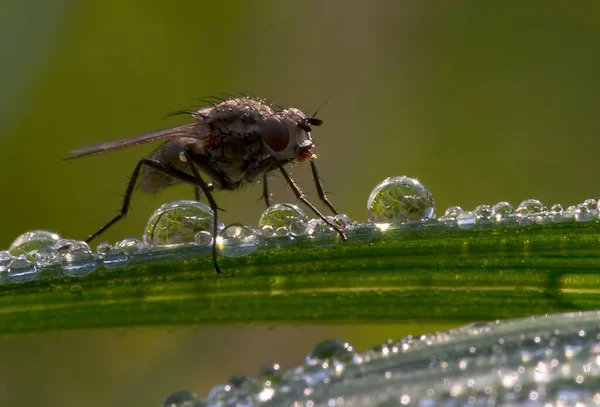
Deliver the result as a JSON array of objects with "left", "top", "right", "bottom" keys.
[{"left": 259, "top": 108, "right": 314, "bottom": 162}]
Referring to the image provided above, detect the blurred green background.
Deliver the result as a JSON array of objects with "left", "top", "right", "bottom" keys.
[{"left": 2, "top": 1, "right": 600, "bottom": 405}]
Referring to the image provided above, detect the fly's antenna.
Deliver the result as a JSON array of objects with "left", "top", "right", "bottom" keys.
[{"left": 307, "top": 97, "right": 332, "bottom": 126}]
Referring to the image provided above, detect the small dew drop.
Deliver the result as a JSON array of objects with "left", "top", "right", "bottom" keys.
[
  {"left": 289, "top": 220, "right": 308, "bottom": 236},
  {"left": 259, "top": 203, "right": 307, "bottom": 230},
  {"left": 492, "top": 202, "right": 514, "bottom": 223},
  {"left": 54, "top": 238, "right": 77, "bottom": 253},
  {"left": 8, "top": 255, "right": 38, "bottom": 283},
  {"left": 442, "top": 206, "right": 463, "bottom": 220},
  {"left": 62, "top": 241, "right": 97, "bottom": 277},
  {"left": 306, "top": 339, "right": 357, "bottom": 366},
  {"left": 144, "top": 200, "right": 224, "bottom": 246},
  {"left": 9, "top": 230, "right": 60, "bottom": 256},
  {"left": 275, "top": 226, "right": 289, "bottom": 237},
  {"left": 116, "top": 236, "right": 144, "bottom": 255},
  {"left": 475, "top": 204, "right": 492, "bottom": 220},
  {"left": 457, "top": 210, "right": 477, "bottom": 230},
  {"left": 333, "top": 214, "right": 351, "bottom": 228},
  {"left": 367, "top": 176, "right": 434, "bottom": 224},
  {"left": 96, "top": 242, "right": 113, "bottom": 257},
  {"left": 194, "top": 231, "right": 213, "bottom": 246},
  {"left": 515, "top": 199, "right": 548, "bottom": 217},
  {"left": 260, "top": 225, "right": 275, "bottom": 237},
  {"left": 550, "top": 204, "right": 564, "bottom": 213},
  {"left": 34, "top": 246, "right": 62, "bottom": 267},
  {"left": 217, "top": 224, "right": 260, "bottom": 258},
  {"left": 0, "top": 250, "right": 13, "bottom": 274}
]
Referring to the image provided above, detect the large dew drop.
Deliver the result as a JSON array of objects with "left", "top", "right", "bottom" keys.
[
  {"left": 144, "top": 200, "right": 224, "bottom": 246},
  {"left": 367, "top": 176, "right": 435, "bottom": 224},
  {"left": 259, "top": 204, "right": 307, "bottom": 231},
  {"left": 9, "top": 230, "right": 60, "bottom": 256}
]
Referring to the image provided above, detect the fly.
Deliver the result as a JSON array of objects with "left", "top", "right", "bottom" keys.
[{"left": 64, "top": 96, "right": 346, "bottom": 273}]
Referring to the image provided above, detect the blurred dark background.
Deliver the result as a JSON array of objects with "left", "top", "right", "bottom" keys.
[{"left": 1, "top": 1, "right": 600, "bottom": 405}]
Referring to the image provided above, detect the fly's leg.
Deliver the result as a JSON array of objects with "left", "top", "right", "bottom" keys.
[
  {"left": 310, "top": 159, "right": 338, "bottom": 215},
  {"left": 261, "top": 174, "right": 272, "bottom": 208},
  {"left": 183, "top": 148, "right": 222, "bottom": 274},
  {"left": 86, "top": 157, "right": 223, "bottom": 274},
  {"left": 275, "top": 160, "right": 347, "bottom": 241}
]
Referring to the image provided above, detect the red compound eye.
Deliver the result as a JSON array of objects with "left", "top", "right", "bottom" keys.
[{"left": 260, "top": 117, "right": 290, "bottom": 152}]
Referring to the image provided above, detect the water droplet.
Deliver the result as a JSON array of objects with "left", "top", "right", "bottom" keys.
[
  {"left": 457, "top": 210, "right": 477, "bottom": 230},
  {"left": 442, "top": 206, "right": 463, "bottom": 220},
  {"left": 54, "top": 238, "right": 77, "bottom": 253},
  {"left": 575, "top": 199, "right": 598, "bottom": 222},
  {"left": 0, "top": 250, "right": 13, "bottom": 274},
  {"left": 116, "top": 236, "right": 144, "bottom": 255},
  {"left": 367, "top": 176, "right": 435, "bottom": 224},
  {"left": 260, "top": 225, "right": 275, "bottom": 237},
  {"left": 259, "top": 203, "right": 307, "bottom": 230},
  {"left": 275, "top": 226, "right": 289, "bottom": 237},
  {"left": 96, "top": 242, "right": 112, "bottom": 256},
  {"left": 34, "top": 246, "right": 62, "bottom": 267},
  {"left": 582, "top": 198, "right": 597, "bottom": 211},
  {"left": 217, "top": 224, "right": 260, "bottom": 257},
  {"left": 8, "top": 255, "right": 38, "bottom": 283},
  {"left": 490, "top": 202, "right": 513, "bottom": 223},
  {"left": 515, "top": 199, "right": 548, "bottom": 217},
  {"left": 289, "top": 220, "right": 308, "bottom": 236},
  {"left": 311, "top": 221, "right": 340, "bottom": 248},
  {"left": 9, "top": 230, "right": 60, "bottom": 256},
  {"left": 162, "top": 391, "right": 200, "bottom": 407},
  {"left": 334, "top": 214, "right": 351, "bottom": 228},
  {"left": 62, "top": 241, "right": 97, "bottom": 277},
  {"left": 306, "top": 339, "right": 357, "bottom": 366},
  {"left": 347, "top": 223, "right": 380, "bottom": 242},
  {"left": 475, "top": 205, "right": 492, "bottom": 219},
  {"left": 550, "top": 204, "right": 564, "bottom": 213},
  {"left": 144, "top": 200, "right": 224, "bottom": 246},
  {"left": 194, "top": 231, "right": 213, "bottom": 246},
  {"left": 101, "top": 248, "right": 129, "bottom": 269}
]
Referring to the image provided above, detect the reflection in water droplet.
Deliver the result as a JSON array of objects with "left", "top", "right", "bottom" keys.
[
  {"left": 62, "top": 241, "right": 97, "bottom": 277},
  {"left": 9, "top": 230, "right": 60, "bottom": 256},
  {"left": 367, "top": 176, "right": 435, "bottom": 224},
  {"left": 550, "top": 204, "right": 564, "bottom": 213},
  {"left": 576, "top": 199, "right": 598, "bottom": 223},
  {"left": 34, "top": 246, "right": 62, "bottom": 267},
  {"left": 116, "top": 237, "right": 144, "bottom": 255},
  {"left": 144, "top": 200, "right": 224, "bottom": 246},
  {"left": 260, "top": 225, "right": 275, "bottom": 237},
  {"left": 475, "top": 205, "right": 492, "bottom": 220},
  {"left": 259, "top": 204, "right": 307, "bottom": 230},
  {"left": 162, "top": 391, "right": 200, "bottom": 407},
  {"left": 8, "top": 255, "right": 38, "bottom": 283},
  {"left": 311, "top": 221, "right": 340, "bottom": 248},
  {"left": 217, "top": 224, "right": 260, "bottom": 257}
]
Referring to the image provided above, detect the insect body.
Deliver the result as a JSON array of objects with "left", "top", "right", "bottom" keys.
[{"left": 65, "top": 97, "right": 346, "bottom": 273}]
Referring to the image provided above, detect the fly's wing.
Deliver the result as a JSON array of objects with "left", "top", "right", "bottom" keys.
[{"left": 63, "top": 123, "right": 201, "bottom": 160}]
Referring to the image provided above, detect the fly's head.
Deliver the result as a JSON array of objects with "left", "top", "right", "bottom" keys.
[{"left": 258, "top": 108, "right": 323, "bottom": 163}]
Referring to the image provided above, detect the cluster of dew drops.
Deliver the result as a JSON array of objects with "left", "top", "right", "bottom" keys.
[
  {"left": 1, "top": 175, "right": 600, "bottom": 284},
  {"left": 161, "top": 315, "right": 600, "bottom": 407}
]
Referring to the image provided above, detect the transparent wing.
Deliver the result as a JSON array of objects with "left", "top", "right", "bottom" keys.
[{"left": 63, "top": 123, "right": 200, "bottom": 160}]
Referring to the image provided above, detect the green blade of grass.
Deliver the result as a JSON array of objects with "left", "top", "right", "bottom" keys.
[{"left": 1, "top": 222, "right": 600, "bottom": 334}]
